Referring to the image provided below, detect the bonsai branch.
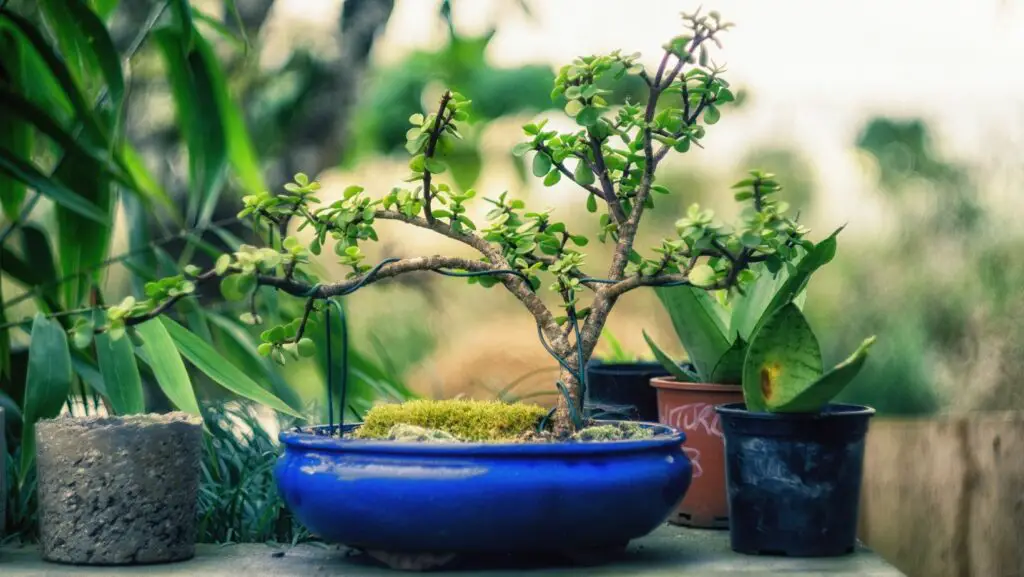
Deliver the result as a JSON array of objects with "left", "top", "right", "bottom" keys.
[{"left": 422, "top": 91, "right": 453, "bottom": 225}]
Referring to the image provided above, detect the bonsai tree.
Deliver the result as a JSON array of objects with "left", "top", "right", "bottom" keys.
[
  {"left": 69, "top": 10, "right": 823, "bottom": 435},
  {"left": 643, "top": 227, "right": 843, "bottom": 385}
]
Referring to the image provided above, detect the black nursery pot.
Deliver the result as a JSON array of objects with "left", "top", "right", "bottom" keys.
[
  {"left": 715, "top": 402, "right": 875, "bottom": 557},
  {"left": 584, "top": 360, "right": 669, "bottom": 422}
]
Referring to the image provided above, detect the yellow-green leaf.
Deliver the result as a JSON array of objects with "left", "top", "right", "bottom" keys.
[{"left": 95, "top": 331, "right": 144, "bottom": 415}]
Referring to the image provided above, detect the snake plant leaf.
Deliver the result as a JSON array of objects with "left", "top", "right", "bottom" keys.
[
  {"left": 643, "top": 330, "right": 699, "bottom": 382},
  {"left": 160, "top": 317, "right": 302, "bottom": 418},
  {"left": 135, "top": 319, "right": 201, "bottom": 416},
  {"left": 747, "top": 226, "right": 844, "bottom": 340},
  {"left": 729, "top": 263, "right": 789, "bottom": 342},
  {"left": 742, "top": 303, "right": 823, "bottom": 412},
  {"left": 95, "top": 331, "right": 145, "bottom": 415},
  {"left": 20, "top": 314, "right": 72, "bottom": 484},
  {"left": 769, "top": 336, "right": 876, "bottom": 413},
  {"left": 709, "top": 337, "right": 746, "bottom": 384},
  {"left": 654, "top": 285, "right": 730, "bottom": 382}
]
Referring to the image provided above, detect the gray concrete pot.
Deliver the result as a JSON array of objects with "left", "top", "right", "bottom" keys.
[{"left": 35, "top": 413, "right": 202, "bottom": 565}]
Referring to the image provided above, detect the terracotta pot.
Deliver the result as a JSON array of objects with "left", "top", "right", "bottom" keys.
[{"left": 651, "top": 377, "right": 742, "bottom": 529}]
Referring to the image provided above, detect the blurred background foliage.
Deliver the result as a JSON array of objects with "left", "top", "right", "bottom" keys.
[{"left": 2, "top": 0, "right": 1023, "bottom": 541}]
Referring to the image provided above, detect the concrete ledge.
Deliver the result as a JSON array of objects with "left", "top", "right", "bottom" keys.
[{"left": 1, "top": 525, "right": 903, "bottom": 576}]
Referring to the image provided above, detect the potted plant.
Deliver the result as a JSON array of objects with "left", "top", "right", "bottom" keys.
[
  {"left": 69, "top": 10, "right": 836, "bottom": 569},
  {"left": 24, "top": 309, "right": 301, "bottom": 565},
  {"left": 585, "top": 330, "right": 669, "bottom": 422},
  {"left": 644, "top": 227, "right": 842, "bottom": 528},
  {"left": 716, "top": 302, "right": 876, "bottom": 557}
]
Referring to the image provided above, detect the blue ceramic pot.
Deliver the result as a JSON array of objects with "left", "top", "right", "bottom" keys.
[{"left": 275, "top": 421, "right": 692, "bottom": 554}]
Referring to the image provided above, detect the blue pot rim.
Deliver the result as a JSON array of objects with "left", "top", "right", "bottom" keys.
[
  {"left": 278, "top": 420, "right": 685, "bottom": 456},
  {"left": 715, "top": 402, "right": 876, "bottom": 420}
]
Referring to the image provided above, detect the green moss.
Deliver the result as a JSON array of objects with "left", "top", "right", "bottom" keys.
[
  {"left": 355, "top": 399, "right": 549, "bottom": 442},
  {"left": 573, "top": 422, "right": 655, "bottom": 442},
  {"left": 385, "top": 424, "right": 459, "bottom": 443}
]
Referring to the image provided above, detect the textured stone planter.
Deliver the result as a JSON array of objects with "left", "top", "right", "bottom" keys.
[{"left": 36, "top": 413, "right": 202, "bottom": 565}]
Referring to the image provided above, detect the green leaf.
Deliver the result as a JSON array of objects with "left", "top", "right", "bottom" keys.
[
  {"left": 193, "top": 32, "right": 264, "bottom": 195},
  {"left": 709, "top": 337, "right": 745, "bottom": 384},
  {"left": 642, "top": 330, "right": 697, "bottom": 382},
  {"left": 688, "top": 263, "right": 716, "bottom": 287},
  {"left": 574, "top": 160, "right": 595, "bottom": 185},
  {"left": 20, "top": 314, "right": 72, "bottom": 484},
  {"left": 160, "top": 317, "right": 301, "bottom": 418},
  {"left": 748, "top": 227, "right": 843, "bottom": 339},
  {"left": 154, "top": 28, "right": 226, "bottom": 227},
  {"left": 742, "top": 303, "right": 823, "bottom": 413},
  {"left": 576, "top": 106, "right": 600, "bottom": 127},
  {"left": 654, "top": 285, "right": 731, "bottom": 382},
  {"left": 0, "top": 149, "right": 108, "bottom": 223},
  {"left": 543, "top": 170, "right": 561, "bottom": 186},
  {"left": 0, "top": 9, "right": 106, "bottom": 145},
  {"left": 770, "top": 336, "right": 876, "bottom": 413},
  {"left": 55, "top": 152, "right": 114, "bottom": 307},
  {"left": 729, "top": 263, "right": 788, "bottom": 342},
  {"left": 171, "top": 0, "right": 194, "bottom": 50},
  {"left": 134, "top": 319, "right": 201, "bottom": 415},
  {"left": 532, "top": 152, "right": 552, "bottom": 177},
  {"left": 425, "top": 157, "right": 446, "bottom": 174},
  {"left": 39, "top": 0, "right": 124, "bottom": 109},
  {"left": 704, "top": 105, "right": 720, "bottom": 125},
  {"left": 586, "top": 193, "right": 597, "bottom": 213},
  {"left": 0, "top": 32, "right": 31, "bottom": 220},
  {"left": 95, "top": 331, "right": 144, "bottom": 415}
]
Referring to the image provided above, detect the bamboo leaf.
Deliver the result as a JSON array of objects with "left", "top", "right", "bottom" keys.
[
  {"left": 54, "top": 153, "right": 113, "bottom": 307},
  {"left": 95, "top": 331, "right": 145, "bottom": 415},
  {"left": 135, "top": 319, "right": 201, "bottom": 415},
  {"left": 0, "top": 8, "right": 106, "bottom": 146},
  {"left": 0, "top": 148, "right": 108, "bottom": 223},
  {"left": 19, "top": 314, "right": 72, "bottom": 484},
  {"left": 0, "top": 89, "right": 129, "bottom": 184},
  {"left": 0, "top": 31, "right": 31, "bottom": 220},
  {"left": 0, "top": 275, "right": 9, "bottom": 378},
  {"left": 160, "top": 317, "right": 302, "bottom": 418},
  {"left": 39, "top": 0, "right": 124, "bottom": 109},
  {"left": 193, "top": 32, "right": 263, "bottom": 195},
  {"left": 153, "top": 28, "right": 227, "bottom": 227}
]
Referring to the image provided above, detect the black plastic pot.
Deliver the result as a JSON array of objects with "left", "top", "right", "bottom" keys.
[
  {"left": 584, "top": 360, "right": 669, "bottom": 422},
  {"left": 716, "top": 402, "right": 875, "bottom": 557}
]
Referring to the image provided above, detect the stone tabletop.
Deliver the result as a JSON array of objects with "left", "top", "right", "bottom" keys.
[{"left": 0, "top": 525, "right": 905, "bottom": 576}]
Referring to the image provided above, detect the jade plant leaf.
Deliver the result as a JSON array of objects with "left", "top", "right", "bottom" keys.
[
  {"left": 95, "top": 331, "right": 145, "bottom": 415},
  {"left": 642, "top": 330, "right": 699, "bottom": 382},
  {"left": 770, "top": 336, "right": 876, "bottom": 413},
  {"left": 653, "top": 285, "right": 731, "bottom": 382},
  {"left": 20, "top": 313, "right": 72, "bottom": 483},
  {"left": 742, "top": 303, "right": 823, "bottom": 412},
  {"left": 135, "top": 319, "right": 201, "bottom": 415}
]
